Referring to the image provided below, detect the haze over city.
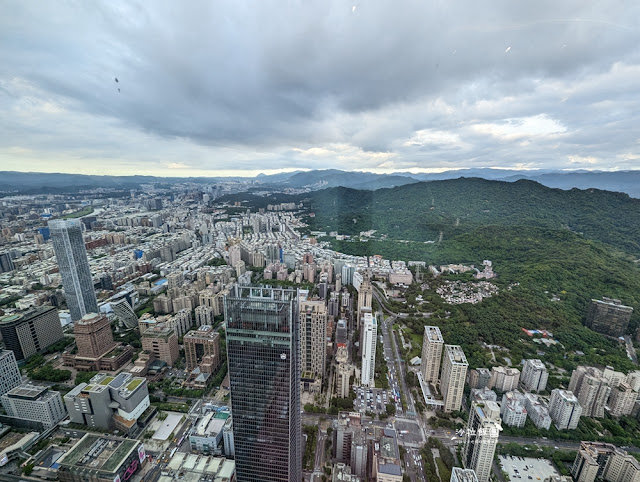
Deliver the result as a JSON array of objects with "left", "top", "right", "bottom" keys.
[{"left": 1, "top": 1, "right": 639, "bottom": 176}]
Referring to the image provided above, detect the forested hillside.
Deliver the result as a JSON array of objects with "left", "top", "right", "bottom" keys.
[
  {"left": 302, "top": 178, "right": 640, "bottom": 371},
  {"left": 304, "top": 178, "right": 640, "bottom": 255}
]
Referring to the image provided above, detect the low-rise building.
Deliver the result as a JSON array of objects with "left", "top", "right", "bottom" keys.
[
  {"left": 63, "top": 372, "right": 150, "bottom": 433},
  {"left": 189, "top": 411, "right": 230, "bottom": 455},
  {"left": 57, "top": 433, "right": 147, "bottom": 482}
]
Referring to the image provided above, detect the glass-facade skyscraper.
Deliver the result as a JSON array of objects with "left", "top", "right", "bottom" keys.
[
  {"left": 49, "top": 219, "right": 98, "bottom": 321},
  {"left": 224, "top": 285, "right": 301, "bottom": 482}
]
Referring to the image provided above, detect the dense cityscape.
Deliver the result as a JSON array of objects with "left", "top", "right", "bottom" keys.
[{"left": 0, "top": 179, "right": 636, "bottom": 482}]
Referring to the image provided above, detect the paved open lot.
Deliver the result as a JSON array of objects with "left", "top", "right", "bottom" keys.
[
  {"left": 355, "top": 387, "right": 392, "bottom": 413},
  {"left": 498, "top": 455, "right": 560, "bottom": 482}
]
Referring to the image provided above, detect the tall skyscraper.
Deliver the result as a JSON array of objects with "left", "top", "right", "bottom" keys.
[
  {"left": 0, "top": 306, "right": 64, "bottom": 361},
  {"left": 224, "top": 285, "right": 301, "bottom": 482},
  {"left": 441, "top": 345, "right": 468, "bottom": 412},
  {"left": 463, "top": 401, "right": 502, "bottom": 482},
  {"left": 49, "top": 219, "right": 98, "bottom": 321},
  {"left": 420, "top": 326, "right": 444, "bottom": 385},
  {"left": 299, "top": 299, "right": 328, "bottom": 381},
  {"left": 361, "top": 312, "right": 377, "bottom": 387},
  {"left": 356, "top": 273, "right": 372, "bottom": 327}
]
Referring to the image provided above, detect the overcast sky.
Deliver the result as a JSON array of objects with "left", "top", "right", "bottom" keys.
[{"left": 1, "top": 1, "right": 639, "bottom": 177}]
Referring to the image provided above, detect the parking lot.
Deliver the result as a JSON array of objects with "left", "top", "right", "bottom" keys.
[
  {"left": 356, "top": 387, "right": 392, "bottom": 413},
  {"left": 498, "top": 455, "right": 560, "bottom": 482}
]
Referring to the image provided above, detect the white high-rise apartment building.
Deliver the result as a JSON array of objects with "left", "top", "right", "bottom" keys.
[
  {"left": 463, "top": 401, "right": 502, "bottom": 482},
  {"left": 608, "top": 382, "right": 637, "bottom": 418},
  {"left": 49, "top": 219, "right": 98, "bottom": 321},
  {"left": 569, "top": 366, "right": 610, "bottom": 418},
  {"left": 489, "top": 366, "right": 520, "bottom": 392},
  {"left": 441, "top": 345, "right": 468, "bottom": 412},
  {"left": 420, "top": 326, "right": 444, "bottom": 385},
  {"left": 549, "top": 389, "right": 582, "bottom": 430},
  {"left": 520, "top": 359, "right": 549, "bottom": 392},
  {"left": 361, "top": 313, "right": 377, "bottom": 387}
]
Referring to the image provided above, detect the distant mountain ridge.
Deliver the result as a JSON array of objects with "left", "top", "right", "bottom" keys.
[
  {"left": 303, "top": 177, "right": 640, "bottom": 256},
  {"left": 2, "top": 168, "right": 640, "bottom": 198}
]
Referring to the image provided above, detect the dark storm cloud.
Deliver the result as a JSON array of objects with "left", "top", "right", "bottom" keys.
[{"left": 0, "top": 0, "right": 639, "bottom": 174}]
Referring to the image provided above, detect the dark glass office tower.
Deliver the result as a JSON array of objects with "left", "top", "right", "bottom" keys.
[
  {"left": 225, "top": 285, "right": 301, "bottom": 482},
  {"left": 49, "top": 219, "right": 98, "bottom": 321}
]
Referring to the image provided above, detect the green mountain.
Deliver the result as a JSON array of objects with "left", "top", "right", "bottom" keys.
[
  {"left": 304, "top": 178, "right": 640, "bottom": 255},
  {"left": 303, "top": 178, "right": 640, "bottom": 372}
]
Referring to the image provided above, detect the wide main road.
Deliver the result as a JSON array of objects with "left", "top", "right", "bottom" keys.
[{"left": 374, "top": 288, "right": 416, "bottom": 417}]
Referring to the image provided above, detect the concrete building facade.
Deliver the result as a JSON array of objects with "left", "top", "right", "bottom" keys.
[
  {"left": 141, "top": 323, "right": 179, "bottom": 366},
  {"left": 420, "top": 326, "right": 444, "bottom": 385},
  {"left": 463, "top": 401, "right": 502, "bottom": 482},
  {"left": 1, "top": 383, "right": 66, "bottom": 429},
  {"left": 299, "top": 300, "right": 328, "bottom": 381},
  {"left": 0, "top": 306, "right": 64, "bottom": 361},
  {"left": 441, "top": 345, "right": 468, "bottom": 413},
  {"left": 184, "top": 325, "right": 221, "bottom": 372},
  {"left": 49, "top": 219, "right": 98, "bottom": 321},
  {"left": 520, "top": 359, "right": 549, "bottom": 393},
  {"left": 361, "top": 312, "right": 377, "bottom": 387},
  {"left": 549, "top": 389, "right": 582, "bottom": 430}
]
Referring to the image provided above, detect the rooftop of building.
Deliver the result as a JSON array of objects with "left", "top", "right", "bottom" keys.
[
  {"left": 553, "top": 389, "right": 579, "bottom": 401},
  {"left": 591, "top": 298, "right": 633, "bottom": 310},
  {"left": 378, "top": 463, "right": 402, "bottom": 476},
  {"left": 445, "top": 345, "right": 468, "bottom": 365},
  {"left": 4, "top": 383, "right": 52, "bottom": 401},
  {"left": 66, "top": 372, "right": 146, "bottom": 398},
  {"left": 0, "top": 305, "right": 56, "bottom": 324},
  {"left": 165, "top": 452, "right": 235, "bottom": 479},
  {"left": 184, "top": 325, "right": 219, "bottom": 340},
  {"left": 75, "top": 312, "right": 107, "bottom": 325},
  {"left": 452, "top": 467, "right": 479, "bottom": 482},
  {"left": 525, "top": 359, "right": 546, "bottom": 369},
  {"left": 194, "top": 413, "right": 226, "bottom": 437},
  {"left": 424, "top": 325, "right": 444, "bottom": 343},
  {"left": 57, "top": 433, "right": 138, "bottom": 474},
  {"left": 142, "top": 322, "right": 176, "bottom": 338}
]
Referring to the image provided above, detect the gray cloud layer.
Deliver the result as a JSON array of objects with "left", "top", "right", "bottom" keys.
[{"left": 1, "top": 1, "right": 639, "bottom": 175}]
